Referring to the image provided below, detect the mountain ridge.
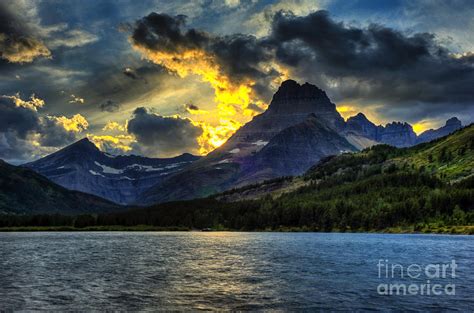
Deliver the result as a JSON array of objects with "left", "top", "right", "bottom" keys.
[
  {"left": 0, "top": 159, "right": 120, "bottom": 214},
  {"left": 22, "top": 80, "right": 466, "bottom": 207},
  {"left": 25, "top": 138, "right": 200, "bottom": 204},
  {"left": 138, "top": 80, "right": 464, "bottom": 204}
]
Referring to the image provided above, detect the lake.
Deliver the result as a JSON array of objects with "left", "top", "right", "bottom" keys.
[{"left": 0, "top": 232, "right": 473, "bottom": 311}]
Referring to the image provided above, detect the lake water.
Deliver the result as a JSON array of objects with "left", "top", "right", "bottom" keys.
[{"left": 0, "top": 232, "right": 473, "bottom": 311}]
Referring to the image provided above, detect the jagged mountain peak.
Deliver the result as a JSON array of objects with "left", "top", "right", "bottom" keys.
[
  {"left": 63, "top": 137, "right": 100, "bottom": 153},
  {"left": 445, "top": 117, "right": 462, "bottom": 127},
  {"left": 349, "top": 112, "right": 370, "bottom": 121},
  {"left": 267, "top": 80, "right": 335, "bottom": 115},
  {"left": 273, "top": 79, "right": 326, "bottom": 98}
]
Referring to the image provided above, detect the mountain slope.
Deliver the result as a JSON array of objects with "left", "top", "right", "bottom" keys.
[
  {"left": 138, "top": 80, "right": 350, "bottom": 204},
  {"left": 237, "top": 114, "right": 356, "bottom": 182},
  {"left": 25, "top": 138, "right": 199, "bottom": 204},
  {"left": 0, "top": 160, "right": 119, "bottom": 214},
  {"left": 138, "top": 80, "right": 465, "bottom": 205},
  {"left": 416, "top": 117, "right": 463, "bottom": 144},
  {"left": 218, "top": 123, "right": 474, "bottom": 202},
  {"left": 96, "top": 126, "right": 474, "bottom": 232}
]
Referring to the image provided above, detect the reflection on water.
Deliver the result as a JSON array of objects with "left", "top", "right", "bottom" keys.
[{"left": 0, "top": 232, "right": 473, "bottom": 310}]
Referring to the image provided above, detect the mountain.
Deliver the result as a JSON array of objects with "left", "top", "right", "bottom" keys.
[
  {"left": 22, "top": 80, "right": 466, "bottom": 206},
  {"left": 345, "top": 113, "right": 463, "bottom": 148},
  {"left": 238, "top": 114, "right": 356, "bottom": 180},
  {"left": 417, "top": 117, "right": 463, "bottom": 144},
  {"left": 345, "top": 113, "right": 379, "bottom": 140},
  {"left": 217, "top": 123, "right": 474, "bottom": 203},
  {"left": 25, "top": 138, "right": 200, "bottom": 204},
  {"left": 0, "top": 159, "right": 119, "bottom": 214},
  {"left": 138, "top": 80, "right": 354, "bottom": 204},
  {"left": 138, "top": 80, "right": 467, "bottom": 205},
  {"left": 93, "top": 124, "right": 474, "bottom": 233},
  {"left": 378, "top": 121, "right": 417, "bottom": 147},
  {"left": 345, "top": 114, "right": 417, "bottom": 147}
]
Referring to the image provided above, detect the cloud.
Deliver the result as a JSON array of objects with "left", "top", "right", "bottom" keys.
[
  {"left": 69, "top": 94, "right": 84, "bottom": 104},
  {"left": 0, "top": 93, "right": 89, "bottom": 162},
  {"left": 88, "top": 134, "right": 134, "bottom": 155},
  {"left": 39, "top": 114, "right": 89, "bottom": 147},
  {"left": 102, "top": 121, "right": 127, "bottom": 132},
  {"left": 100, "top": 100, "right": 121, "bottom": 112},
  {"left": 245, "top": 0, "right": 321, "bottom": 37},
  {"left": 0, "top": 2, "right": 51, "bottom": 63},
  {"left": 0, "top": 94, "right": 41, "bottom": 138},
  {"left": 123, "top": 67, "right": 139, "bottom": 79},
  {"left": 266, "top": 11, "right": 474, "bottom": 121},
  {"left": 129, "top": 12, "right": 285, "bottom": 152},
  {"left": 127, "top": 107, "right": 203, "bottom": 157},
  {"left": 46, "top": 27, "right": 99, "bottom": 49},
  {"left": 185, "top": 103, "right": 208, "bottom": 115}
]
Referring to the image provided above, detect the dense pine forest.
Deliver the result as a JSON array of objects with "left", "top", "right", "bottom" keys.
[{"left": 1, "top": 125, "right": 473, "bottom": 233}]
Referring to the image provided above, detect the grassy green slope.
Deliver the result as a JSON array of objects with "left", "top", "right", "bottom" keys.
[{"left": 307, "top": 123, "right": 474, "bottom": 182}]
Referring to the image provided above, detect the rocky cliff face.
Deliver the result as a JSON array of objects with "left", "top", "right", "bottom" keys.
[
  {"left": 25, "top": 138, "right": 199, "bottom": 204},
  {"left": 378, "top": 122, "right": 417, "bottom": 147},
  {"left": 238, "top": 114, "right": 356, "bottom": 183},
  {"left": 218, "top": 80, "right": 346, "bottom": 158},
  {"left": 417, "top": 117, "right": 463, "bottom": 144},
  {"left": 345, "top": 113, "right": 378, "bottom": 140},
  {"left": 344, "top": 113, "right": 462, "bottom": 148}
]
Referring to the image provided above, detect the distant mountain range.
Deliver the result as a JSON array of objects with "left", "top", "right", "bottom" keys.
[
  {"left": 137, "top": 80, "right": 463, "bottom": 204},
  {"left": 17, "top": 80, "right": 464, "bottom": 207},
  {"left": 85, "top": 123, "right": 474, "bottom": 233},
  {"left": 25, "top": 138, "right": 199, "bottom": 204},
  {"left": 0, "top": 159, "right": 119, "bottom": 214},
  {"left": 217, "top": 123, "right": 474, "bottom": 203}
]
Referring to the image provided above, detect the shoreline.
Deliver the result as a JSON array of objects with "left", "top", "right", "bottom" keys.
[{"left": 0, "top": 225, "right": 473, "bottom": 235}]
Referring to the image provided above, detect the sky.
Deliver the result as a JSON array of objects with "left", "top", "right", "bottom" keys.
[{"left": 1, "top": 0, "right": 474, "bottom": 163}]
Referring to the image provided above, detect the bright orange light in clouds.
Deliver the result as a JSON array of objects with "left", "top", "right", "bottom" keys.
[
  {"left": 412, "top": 120, "right": 437, "bottom": 134},
  {"left": 336, "top": 104, "right": 359, "bottom": 120},
  {"left": 131, "top": 45, "right": 281, "bottom": 154},
  {"left": 337, "top": 103, "right": 384, "bottom": 125}
]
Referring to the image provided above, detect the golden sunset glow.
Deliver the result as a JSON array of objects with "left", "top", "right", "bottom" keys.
[
  {"left": 3, "top": 93, "right": 45, "bottom": 111},
  {"left": 412, "top": 120, "right": 437, "bottom": 134},
  {"left": 336, "top": 104, "right": 359, "bottom": 120},
  {"left": 131, "top": 45, "right": 275, "bottom": 154},
  {"left": 88, "top": 134, "right": 135, "bottom": 152},
  {"left": 51, "top": 114, "right": 89, "bottom": 132}
]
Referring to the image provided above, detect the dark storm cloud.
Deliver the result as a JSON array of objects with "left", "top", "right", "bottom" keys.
[
  {"left": 127, "top": 107, "right": 202, "bottom": 156},
  {"left": 38, "top": 117, "right": 78, "bottom": 147},
  {"left": 0, "top": 132, "right": 38, "bottom": 164},
  {"left": 267, "top": 11, "right": 474, "bottom": 119},
  {"left": 131, "top": 12, "right": 278, "bottom": 101},
  {"left": 131, "top": 10, "right": 474, "bottom": 122},
  {"left": 0, "top": 94, "right": 86, "bottom": 162},
  {"left": 100, "top": 100, "right": 121, "bottom": 112},
  {"left": 0, "top": 2, "right": 51, "bottom": 63},
  {"left": 0, "top": 96, "right": 40, "bottom": 138}
]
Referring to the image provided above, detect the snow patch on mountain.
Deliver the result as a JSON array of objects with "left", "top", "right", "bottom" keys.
[
  {"left": 252, "top": 140, "right": 268, "bottom": 146},
  {"left": 94, "top": 161, "right": 124, "bottom": 174}
]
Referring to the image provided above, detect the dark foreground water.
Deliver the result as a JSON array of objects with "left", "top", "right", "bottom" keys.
[{"left": 0, "top": 232, "right": 473, "bottom": 311}]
